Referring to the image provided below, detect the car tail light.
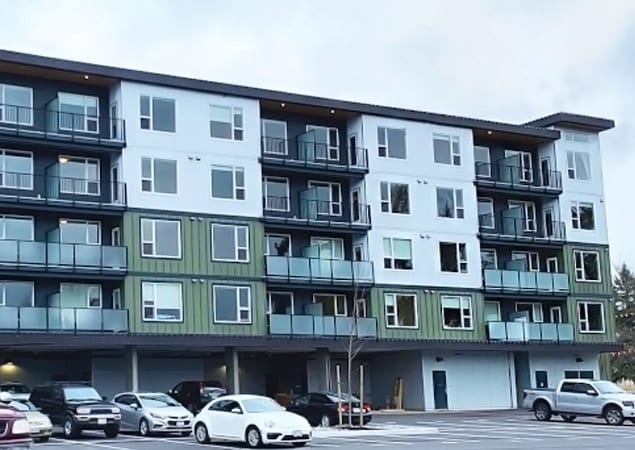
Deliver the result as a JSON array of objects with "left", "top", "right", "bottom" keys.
[
  {"left": 338, "top": 403, "right": 350, "bottom": 413},
  {"left": 363, "top": 403, "right": 371, "bottom": 412},
  {"left": 199, "top": 383, "right": 204, "bottom": 396}
]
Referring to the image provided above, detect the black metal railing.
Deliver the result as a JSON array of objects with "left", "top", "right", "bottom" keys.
[
  {"left": 475, "top": 162, "right": 562, "bottom": 192},
  {"left": 268, "top": 314, "right": 377, "bottom": 338},
  {"left": 0, "top": 306, "right": 128, "bottom": 333},
  {"left": 265, "top": 255, "right": 374, "bottom": 285},
  {"left": 487, "top": 321, "right": 574, "bottom": 343},
  {"left": 0, "top": 103, "right": 125, "bottom": 146},
  {"left": 478, "top": 213, "right": 566, "bottom": 242},
  {"left": 262, "top": 195, "right": 372, "bottom": 228}
]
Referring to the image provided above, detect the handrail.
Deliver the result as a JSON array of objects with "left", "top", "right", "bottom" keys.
[
  {"left": 0, "top": 306, "right": 129, "bottom": 333},
  {"left": 268, "top": 313, "right": 378, "bottom": 338},
  {"left": 482, "top": 268, "right": 570, "bottom": 294},
  {"left": 478, "top": 212, "right": 566, "bottom": 241},
  {"left": 265, "top": 255, "right": 374, "bottom": 284},
  {"left": 475, "top": 162, "right": 562, "bottom": 191},
  {"left": 486, "top": 321, "right": 574, "bottom": 343},
  {"left": 262, "top": 195, "right": 372, "bottom": 227}
]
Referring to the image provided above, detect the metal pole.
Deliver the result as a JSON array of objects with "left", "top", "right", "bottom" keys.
[
  {"left": 336, "top": 364, "right": 342, "bottom": 426},
  {"left": 359, "top": 364, "right": 364, "bottom": 427}
]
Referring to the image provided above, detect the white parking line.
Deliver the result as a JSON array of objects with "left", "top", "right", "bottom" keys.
[{"left": 46, "top": 438, "right": 136, "bottom": 450}]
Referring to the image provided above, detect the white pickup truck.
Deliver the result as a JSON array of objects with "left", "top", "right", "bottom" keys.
[{"left": 523, "top": 379, "right": 635, "bottom": 425}]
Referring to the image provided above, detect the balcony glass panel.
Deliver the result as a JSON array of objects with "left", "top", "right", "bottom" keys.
[
  {"left": 558, "top": 323, "right": 574, "bottom": 341},
  {"left": 353, "top": 261, "right": 373, "bottom": 282},
  {"left": 309, "top": 259, "right": 331, "bottom": 280},
  {"left": 536, "top": 272, "right": 553, "bottom": 292},
  {"left": 0, "top": 240, "right": 18, "bottom": 264},
  {"left": 314, "top": 316, "right": 336, "bottom": 336},
  {"left": 291, "top": 315, "right": 313, "bottom": 335},
  {"left": 19, "top": 241, "right": 46, "bottom": 265},
  {"left": 266, "top": 256, "right": 289, "bottom": 278},
  {"left": 102, "top": 309, "right": 128, "bottom": 332},
  {"left": 553, "top": 274, "right": 570, "bottom": 293},
  {"left": 102, "top": 246, "right": 126, "bottom": 269},
  {"left": 483, "top": 269, "right": 502, "bottom": 289},
  {"left": 506, "top": 322, "right": 525, "bottom": 341},
  {"left": 541, "top": 323, "right": 558, "bottom": 342},
  {"left": 357, "top": 318, "right": 378, "bottom": 338},
  {"left": 48, "top": 308, "right": 75, "bottom": 331},
  {"left": 331, "top": 260, "right": 353, "bottom": 281},
  {"left": 488, "top": 322, "right": 507, "bottom": 340},
  {"left": 75, "top": 308, "right": 102, "bottom": 331},
  {"left": 288, "top": 258, "right": 310, "bottom": 280},
  {"left": 73, "top": 244, "right": 102, "bottom": 267},
  {"left": 0, "top": 306, "right": 18, "bottom": 329},
  {"left": 19, "top": 307, "right": 47, "bottom": 330},
  {"left": 269, "top": 314, "right": 291, "bottom": 334},
  {"left": 519, "top": 271, "right": 537, "bottom": 291},
  {"left": 501, "top": 270, "right": 520, "bottom": 290},
  {"left": 526, "top": 322, "right": 541, "bottom": 340},
  {"left": 335, "top": 316, "right": 355, "bottom": 336}
]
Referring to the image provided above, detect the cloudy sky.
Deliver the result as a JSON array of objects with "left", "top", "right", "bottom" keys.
[{"left": 1, "top": 0, "right": 634, "bottom": 267}]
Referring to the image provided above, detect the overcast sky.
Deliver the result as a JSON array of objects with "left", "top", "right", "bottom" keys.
[{"left": 1, "top": 0, "right": 634, "bottom": 268}]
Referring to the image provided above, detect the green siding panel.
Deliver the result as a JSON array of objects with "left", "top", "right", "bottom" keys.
[
  {"left": 123, "top": 211, "right": 265, "bottom": 278},
  {"left": 566, "top": 296, "right": 616, "bottom": 344},
  {"left": 563, "top": 244, "right": 612, "bottom": 296},
  {"left": 125, "top": 276, "right": 267, "bottom": 336}
]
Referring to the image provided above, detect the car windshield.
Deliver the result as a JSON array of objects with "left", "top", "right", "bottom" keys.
[
  {"left": 9, "top": 400, "right": 36, "bottom": 411},
  {"left": 594, "top": 381, "right": 624, "bottom": 394},
  {"left": 242, "top": 397, "right": 284, "bottom": 413},
  {"left": 0, "top": 384, "right": 29, "bottom": 394},
  {"left": 63, "top": 387, "right": 102, "bottom": 402},
  {"left": 139, "top": 394, "right": 180, "bottom": 408},
  {"left": 326, "top": 393, "right": 360, "bottom": 403}
]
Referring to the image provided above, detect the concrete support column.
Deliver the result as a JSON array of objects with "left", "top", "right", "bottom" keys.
[
  {"left": 307, "top": 348, "right": 331, "bottom": 392},
  {"left": 225, "top": 347, "right": 239, "bottom": 394},
  {"left": 126, "top": 347, "right": 139, "bottom": 392}
]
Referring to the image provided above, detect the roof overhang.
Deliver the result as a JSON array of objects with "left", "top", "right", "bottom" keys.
[{"left": 525, "top": 113, "right": 615, "bottom": 133}]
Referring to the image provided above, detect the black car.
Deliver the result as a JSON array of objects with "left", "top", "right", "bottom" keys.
[
  {"left": 0, "top": 382, "right": 30, "bottom": 399},
  {"left": 29, "top": 382, "right": 121, "bottom": 439},
  {"left": 286, "top": 392, "right": 372, "bottom": 427},
  {"left": 167, "top": 381, "right": 226, "bottom": 413}
]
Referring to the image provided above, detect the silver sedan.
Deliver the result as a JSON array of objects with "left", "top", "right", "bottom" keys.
[{"left": 113, "top": 392, "right": 193, "bottom": 436}]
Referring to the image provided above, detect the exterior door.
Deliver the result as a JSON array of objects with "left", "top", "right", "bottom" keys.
[
  {"left": 348, "top": 134, "right": 358, "bottom": 167},
  {"left": 544, "top": 208, "right": 555, "bottom": 237},
  {"left": 535, "top": 371, "right": 548, "bottom": 389},
  {"left": 351, "top": 189, "right": 361, "bottom": 222},
  {"left": 432, "top": 371, "right": 448, "bottom": 409},
  {"left": 540, "top": 157, "right": 551, "bottom": 187}
]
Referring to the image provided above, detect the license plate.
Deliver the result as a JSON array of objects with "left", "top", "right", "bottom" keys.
[
  {"left": 293, "top": 430, "right": 302, "bottom": 437},
  {"left": 177, "top": 421, "right": 184, "bottom": 427},
  {"left": 352, "top": 408, "right": 360, "bottom": 413},
  {"left": 98, "top": 418, "right": 107, "bottom": 425}
]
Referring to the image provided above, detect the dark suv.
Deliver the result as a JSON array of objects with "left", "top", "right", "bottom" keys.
[
  {"left": 167, "top": 381, "right": 226, "bottom": 413},
  {"left": 0, "top": 403, "right": 31, "bottom": 449},
  {"left": 29, "top": 383, "right": 121, "bottom": 439}
]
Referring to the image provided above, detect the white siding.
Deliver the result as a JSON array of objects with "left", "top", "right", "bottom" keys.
[{"left": 528, "top": 353, "right": 600, "bottom": 389}]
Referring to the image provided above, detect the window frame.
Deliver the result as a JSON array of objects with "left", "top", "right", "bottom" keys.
[
  {"left": 484, "top": 301, "right": 501, "bottom": 322},
  {"left": 313, "top": 293, "right": 347, "bottom": 317},
  {"left": 441, "top": 295, "right": 473, "bottom": 330},
  {"left": 310, "top": 236, "right": 344, "bottom": 260},
  {"left": 139, "top": 95, "right": 176, "bottom": 133},
  {"left": 0, "top": 280, "right": 34, "bottom": 307},
  {"left": 306, "top": 125, "right": 340, "bottom": 161},
  {"left": 573, "top": 250, "right": 601, "bottom": 283},
  {"left": 436, "top": 187, "right": 464, "bottom": 219},
  {"left": 261, "top": 119, "right": 288, "bottom": 155},
  {"left": 480, "top": 248, "right": 498, "bottom": 270},
  {"left": 0, "top": 84, "right": 33, "bottom": 126},
  {"left": 210, "top": 223, "right": 250, "bottom": 263},
  {"left": 210, "top": 165, "right": 246, "bottom": 200},
  {"left": 263, "top": 176, "right": 290, "bottom": 212},
  {"left": 384, "top": 292, "right": 418, "bottom": 329},
  {"left": 511, "top": 250, "right": 540, "bottom": 272},
  {"left": 140, "top": 218, "right": 182, "bottom": 259},
  {"left": 209, "top": 105, "right": 243, "bottom": 141},
  {"left": 266, "top": 291, "right": 294, "bottom": 315},
  {"left": 307, "top": 180, "right": 342, "bottom": 216},
  {"left": 477, "top": 197, "right": 495, "bottom": 229},
  {"left": 577, "top": 301, "right": 605, "bottom": 334},
  {"left": 433, "top": 134, "right": 461, "bottom": 166},
  {"left": 474, "top": 145, "right": 491, "bottom": 178},
  {"left": 504, "top": 149, "right": 533, "bottom": 183},
  {"left": 141, "top": 281, "right": 183, "bottom": 323},
  {"left": 212, "top": 284, "right": 252, "bottom": 324},
  {"left": 380, "top": 181, "right": 410, "bottom": 215},
  {"left": 0, "top": 214, "right": 34, "bottom": 241},
  {"left": 60, "top": 283, "right": 102, "bottom": 308},
  {"left": 546, "top": 256, "right": 559, "bottom": 273},
  {"left": 377, "top": 126, "right": 407, "bottom": 159},
  {"left": 439, "top": 241, "right": 468, "bottom": 274},
  {"left": 570, "top": 200, "right": 595, "bottom": 231},
  {"left": 567, "top": 151, "right": 591, "bottom": 181},
  {"left": 141, "top": 157, "right": 178, "bottom": 195},
  {"left": 515, "top": 302, "right": 544, "bottom": 323},
  {"left": 264, "top": 233, "right": 291, "bottom": 257},
  {"left": 58, "top": 92, "right": 99, "bottom": 134},
  {"left": 59, "top": 218, "right": 101, "bottom": 245},
  {"left": 58, "top": 156, "right": 100, "bottom": 196},
  {"left": 508, "top": 200, "right": 537, "bottom": 232},
  {"left": 0, "top": 149, "right": 33, "bottom": 190},
  {"left": 382, "top": 237, "right": 413, "bottom": 271}
]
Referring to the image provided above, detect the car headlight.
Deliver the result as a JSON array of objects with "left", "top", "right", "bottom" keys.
[
  {"left": 150, "top": 412, "right": 166, "bottom": 420},
  {"left": 623, "top": 401, "right": 634, "bottom": 407},
  {"left": 112, "top": 407, "right": 120, "bottom": 414},
  {"left": 12, "top": 418, "right": 30, "bottom": 434},
  {"left": 76, "top": 407, "right": 91, "bottom": 415},
  {"left": 264, "top": 420, "right": 275, "bottom": 428}
]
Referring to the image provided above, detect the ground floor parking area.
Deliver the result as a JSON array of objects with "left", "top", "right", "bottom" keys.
[{"left": 32, "top": 410, "right": 635, "bottom": 450}]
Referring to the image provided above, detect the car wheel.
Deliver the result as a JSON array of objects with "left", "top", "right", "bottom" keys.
[
  {"left": 320, "top": 414, "right": 331, "bottom": 427},
  {"left": 104, "top": 424, "right": 119, "bottom": 438},
  {"left": 533, "top": 401, "right": 552, "bottom": 422},
  {"left": 181, "top": 430, "right": 192, "bottom": 437},
  {"left": 139, "top": 418, "right": 150, "bottom": 436},
  {"left": 604, "top": 405, "right": 625, "bottom": 426},
  {"left": 63, "top": 416, "right": 79, "bottom": 439},
  {"left": 245, "top": 425, "right": 263, "bottom": 448},
  {"left": 562, "top": 415, "right": 576, "bottom": 422},
  {"left": 195, "top": 423, "right": 210, "bottom": 444}
]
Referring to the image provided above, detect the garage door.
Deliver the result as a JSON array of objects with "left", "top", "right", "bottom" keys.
[{"left": 139, "top": 358, "right": 204, "bottom": 392}]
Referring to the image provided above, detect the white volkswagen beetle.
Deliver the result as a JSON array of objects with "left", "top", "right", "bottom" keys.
[{"left": 193, "top": 394, "right": 311, "bottom": 448}]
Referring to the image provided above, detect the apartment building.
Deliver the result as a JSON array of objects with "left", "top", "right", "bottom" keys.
[{"left": 0, "top": 50, "right": 618, "bottom": 409}]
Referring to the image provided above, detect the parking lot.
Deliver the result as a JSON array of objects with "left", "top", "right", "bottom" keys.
[{"left": 33, "top": 410, "right": 635, "bottom": 449}]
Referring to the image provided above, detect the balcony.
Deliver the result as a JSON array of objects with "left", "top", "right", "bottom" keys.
[
  {"left": 475, "top": 163, "right": 562, "bottom": 196},
  {"left": 0, "top": 306, "right": 128, "bottom": 333},
  {"left": 487, "top": 321, "right": 574, "bottom": 343},
  {"left": 0, "top": 240, "right": 127, "bottom": 277},
  {"left": 263, "top": 196, "right": 371, "bottom": 231},
  {"left": 260, "top": 137, "right": 369, "bottom": 176},
  {"left": 479, "top": 213, "right": 566, "bottom": 246},
  {"left": 483, "top": 269, "right": 569, "bottom": 296},
  {"left": 265, "top": 256, "right": 374, "bottom": 286},
  {"left": 0, "top": 103, "right": 125, "bottom": 148},
  {"left": 268, "top": 314, "right": 377, "bottom": 338}
]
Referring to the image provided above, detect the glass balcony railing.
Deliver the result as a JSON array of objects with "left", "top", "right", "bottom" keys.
[
  {"left": 483, "top": 269, "right": 569, "bottom": 295},
  {"left": 265, "top": 256, "right": 374, "bottom": 285},
  {"left": 479, "top": 213, "right": 566, "bottom": 243},
  {"left": 0, "top": 306, "right": 128, "bottom": 333},
  {"left": 474, "top": 162, "right": 562, "bottom": 193},
  {"left": 268, "top": 314, "right": 377, "bottom": 338},
  {"left": 487, "top": 321, "right": 574, "bottom": 343},
  {"left": 0, "top": 240, "right": 127, "bottom": 274},
  {"left": 263, "top": 196, "right": 371, "bottom": 228}
]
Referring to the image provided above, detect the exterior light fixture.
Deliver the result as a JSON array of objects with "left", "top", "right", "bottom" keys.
[
  {"left": 83, "top": 74, "right": 90, "bottom": 80},
  {"left": 487, "top": 130, "right": 493, "bottom": 135},
  {"left": 330, "top": 109, "right": 335, "bottom": 114},
  {"left": 280, "top": 103, "right": 286, "bottom": 108},
  {"left": 59, "top": 156, "right": 69, "bottom": 163}
]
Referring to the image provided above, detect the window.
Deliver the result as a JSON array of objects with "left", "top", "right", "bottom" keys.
[
  {"left": 261, "top": 119, "right": 287, "bottom": 155},
  {"left": 310, "top": 237, "right": 344, "bottom": 260},
  {"left": 210, "top": 105, "right": 243, "bottom": 140},
  {"left": 140, "top": 218, "right": 181, "bottom": 258},
  {"left": 484, "top": 301, "right": 501, "bottom": 322},
  {"left": 546, "top": 257, "right": 559, "bottom": 273},
  {"left": 0, "top": 83, "right": 32, "bottom": 125},
  {"left": 509, "top": 200, "right": 537, "bottom": 232},
  {"left": 140, "top": 96, "right": 176, "bottom": 132},
  {"left": 313, "top": 294, "right": 347, "bottom": 316},
  {"left": 308, "top": 181, "right": 342, "bottom": 216},
  {"left": 550, "top": 306, "right": 562, "bottom": 323},
  {"left": 563, "top": 372, "right": 594, "bottom": 382},
  {"left": 578, "top": 301, "right": 605, "bottom": 333},
  {"left": 211, "top": 224, "right": 249, "bottom": 262},
  {"left": 60, "top": 283, "right": 101, "bottom": 308},
  {"left": 384, "top": 293, "right": 417, "bottom": 328},
  {"left": 60, "top": 219, "right": 100, "bottom": 245},
  {"left": 0, "top": 149, "right": 32, "bottom": 189},
  {"left": 433, "top": 134, "right": 461, "bottom": 165},
  {"left": 267, "top": 292, "right": 294, "bottom": 315},
  {"left": 0, "top": 215, "right": 33, "bottom": 241},
  {"left": 112, "top": 288, "right": 121, "bottom": 310},
  {"left": 571, "top": 201, "right": 595, "bottom": 230},
  {"left": 474, "top": 146, "right": 490, "bottom": 178},
  {"left": 306, "top": 125, "right": 339, "bottom": 160},
  {"left": 59, "top": 156, "right": 99, "bottom": 195},
  {"left": 439, "top": 242, "right": 468, "bottom": 273},
  {"left": 264, "top": 234, "right": 290, "bottom": 256},
  {"left": 263, "top": 177, "right": 289, "bottom": 211},
  {"left": 504, "top": 150, "right": 533, "bottom": 183},
  {"left": 141, "top": 157, "right": 177, "bottom": 194},
  {"left": 481, "top": 248, "right": 497, "bottom": 270},
  {"left": 377, "top": 127, "right": 406, "bottom": 159},
  {"left": 574, "top": 250, "right": 600, "bottom": 282},
  {"left": 564, "top": 131, "right": 590, "bottom": 143},
  {"left": 213, "top": 285, "right": 251, "bottom": 323},
  {"left": 567, "top": 151, "right": 591, "bottom": 180},
  {"left": 511, "top": 251, "right": 540, "bottom": 271},
  {"left": 383, "top": 238, "right": 413, "bottom": 270},
  {"left": 436, "top": 188, "right": 464, "bottom": 219},
  {"left": 442, "top": 296, "right": 472, "bottom": 330},
  {"left": 380, "top": 182, "right": 410, "bottom": 214},
  {"left": 478, "top": 197, "right": 494, "bottom": 228},
  {"left": 58, "top": 93, "right": 99, "bottom": 133},
  {"left": 516, "top": 302, "right": 543, "bottom": 322},
  {"left": 142, "top": 282, "right": 182, "bottom": 322},
  {"left": 211, "top": 165, "right": 245, "bottom": 200},
  {"left": 0, "top": 281, "right": 33, "bottom": 307},
  {"left": 110, "top": 103, "right": 119, "bottom": 140}
]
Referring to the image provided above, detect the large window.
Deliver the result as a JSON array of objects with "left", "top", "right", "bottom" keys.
[
  {"left": 439, "top": 242, "right": 468, "bottom": 273},
  {"left": 211, "top": 165, "right": 245, "bottom": 200},
  {"left": 267, "top": 292, "right": 294, "bottom": 315},
  {"left": 384, "top": 293, "right": 417, "bottom": 328},
  {"left": 571, "top": 201, "right": 595, "bottom": 230},
  {"left": 0, "top": 83, "right": 32, "bottom": 125},
  {"left": 516, "top": 302, "right": 543, "bottom": 322},
  {"left": 578, "top": 301, "right": 605, "bottom": 333},
  {"left": 380, "top": 182, "right": 410, "bottom": 214},
  {"left": 264, "top": 234, "right": 291, "bottom": 256},
  {"left": 141, "top": 157, "right": 177, "bottom": 194},
  {"left": 58, "top": 93, "right": 99, "bottom": 133},
  {"left": 481, "top": 248, "right": 497, "bottom": 270},
  {"left": 0, "top": 281, "right": 33, "bottom": 307},
  {"left": 263, "top": 176, "right": 289, "bottom": 211},
  {"left": 474, "top": 145, "right": 491, "bottom": 178},
  {"left": 140, "top": 218, "right": 181, "bottom": 258},
  {"left": 442, "top": 296, "right": 472, "bottom": 330},
  {"left": 377, "top": 127, "right": 406, "bottom": 159},
  {"left": 213, "top": 285, "right": 251, "bottom": 323},
  {"left": 60, "top": 283, "right": 101, "bottom": 308},
  {"left": 310, "top": 237, "right": 344, "bottom": 259},
  {"left": 433, "top": 134, "right": 461, "bottom": 166},
  {"left": 436, "top": 187, "right": 464, "bottom": 219},
  {"left": 210, "top": 105, "right": 243, "bottom": 140},
  {"left": 211, "top": 224, "right": 249, "bottom": 262},
  {"left": 383, "top": 237, "right": 413, "bottom": 270},
  {"left": 59, "top": 156, "right": 99, "bottom": 195},
  {"left": 306, "top": 125, "right": 339, "bottom": 160},
  {"left": 314, "top": 294, "right": 347, "bottom": 316},
  {"left": 261, "top": 119, "right": 287, "bottom": 155},
  {"left": 505, "top": 149, "right": 533, "bottom": 183},
  {"left": 308, "top": 181, "right": 342, "bottom": 216},
  {"left": 60, "top": 219, "right": 100, "bottom": 245},
  {"left": 478, "top": 197, "right": 494, "bottom": 228},
  {"left": 142, "top": 282, "right": 182, "bottom": 322},
  {"left": 0, "top": 215, "right": 33, "bottom": 241},
  {"left": 574, "top": 250, "right": 600, "bottom": 282},
  {"left": 511, "top": 251, "right": 540, "bottom": 271},
  {"left": 508, "top": 200, "right": 537, "bottom": 232},
  {"left": 140, "top": 96, "right": 176, "bottom": 132},
  {"left": 0, "top": 149, "right": 32, "bottom": 189},
  {"left": 567, "top": 151, "right": 591, "bottom": 180}
]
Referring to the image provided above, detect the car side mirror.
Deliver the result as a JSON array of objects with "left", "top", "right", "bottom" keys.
[
  {"left": 586, "top": 390, "right": 598, "bottom": 396},
  {"left": 231, "top": 407, "right": 242, "bottom": 414},
  {"left": 130, "top": 403, "right": 139, "bottom": 410}
]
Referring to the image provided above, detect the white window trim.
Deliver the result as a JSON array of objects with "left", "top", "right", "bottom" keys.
[
  {"left": 306, "top": 125, "right": 340, "bottom": 161},
  {"left": 58, "top": 92, "right": 99, "bottom": 134},
  {"left": 59, "top": 219, "right": 102, "bottom": 245},
  {"left": 0, "top": 149, "right": 33, "bottom": 190},
  {"left": 481, "top": 248, "right": 498, "bottom": 269},
  {"left": 478, "top": 197, "right": 495, "bottom": 229},
  {"left": 308, "top": 180, "right": 342, "bottom": 216},
  {"left": 310, "top": 236, "right": 344, "bottom": 260},
  {"left": 210, "top": 165, "right": 245, "bottom": 200},
  {"left": 384, "top": 293, "right": 418, "bottom": 329},
  {"left": 504, "top": 149, "right": 533, "bottom": 183},
  {"left": 511, "top": 251, "right": 540, "bottom": 272},
  {"left": 436, "top": 187, "right": 464, "bottom": 219},
  {"left": 261, "top": 119, "right": 288, "bottom": 155},
  {"left": 210, "top": 105, "right": 243, "bottom": 141},
  {"left": 112, "top": 288, "right": 121, "bottom": 310},
  {"left": 380, "top": 181, "right": 410, "bottom": 215},
  {"left": 267, "top": 291, "right": 294, "bottom": 315},
  {"left": 570, "top": 200, "right": 595, "bottom": 231},
  {"left": 578, "top": 301, "right": 606, "bottom": 334},
  {"left": 474, "top": 145, "right": 491, "bottom": 178},
  {"left": 567, "top": 151, "right": 591, "bottom": 181},
  {"left": 263, "top": 176, "right": 290, "bottom": 212},
  {"left": 574, "top": 250, "right": 602, "bottom": 283},
  {"left": 441, "top": 295, "right": 473, "bottom": 330},
  {"left": 211, "top": 223, "right": 250, "bottom": 263},
  {"left": 516, "top": 302, "right": 544, "bottom": 323},
  {"left": 439, "top": 242, "right": 468, "bottom": 274},
  {"left": 0, "top": 84, "right": 33, "bottom": 126},
  {"left": 140, "top": 218, "right": 182, "bottom": 259},
  {"left": 383, "top": 237, "right": 413, "bottom": 271},
  {"left": 264, "top": 233, "right": 292, "bottom": 256},
  {"left": 60, "top": 283, "right": 102, "bottom": 308},
  {"left": 0, "top": 281, "right": 34, "bottom": 307},
  {"left": 141, "top": 157, "right": 178, "bottom": 195},
  {"left": 508, "top": 200, "right": 537, "bottom": 232},
  {"left": 139, "top": 95, "right": 176, "bottom": 133},
  {"left": 484, "top": 301, "right": 501, "bottom": 322},
  {"left": 549, "top": 306, "right": 563, "bottom": 323},
  {"left": 313, "top": 293, "right": 347, "bottom": 316},
  {"left": 377, "top": 126, "right": 407, "bottom": 159},
  {"left": 59, "top": 156, "right": 100, "bottom": 196},
  {"left": 433, "top": 134, "right": 461, "bottom": 166},
  {"left": 0, "top": 214, "right": 34, "bottom": 241},
  {"left": 213, "top": 285, "right": 252, "bottom": 324},
  {"left": 141, "top": 281, "right": 183, "bottom": 322},
  {"left": 546, "top": 256, "right": 559, "bottom": 273}
]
